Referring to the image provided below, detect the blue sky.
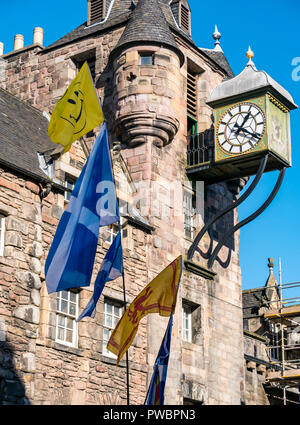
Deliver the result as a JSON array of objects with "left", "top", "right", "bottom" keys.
[{"left": 0, "top": 0, "right": 299, "bottom": 293}]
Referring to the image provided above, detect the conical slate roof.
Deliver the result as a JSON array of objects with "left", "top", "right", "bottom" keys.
[{"left": 111, "top": 0, "right": 184, "bottom": 66}]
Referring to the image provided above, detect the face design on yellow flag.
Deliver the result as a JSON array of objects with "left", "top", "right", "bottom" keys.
[{"left": 59, "top": 82, "right": 87, "bottom": 135}]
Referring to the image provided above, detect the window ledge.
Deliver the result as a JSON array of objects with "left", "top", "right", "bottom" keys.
[
  {"left": 53, "top": 341, "right": 84, "bottom": 356},
  {"left": 243, "top": 329, "right": 269, "bottom": 343},
  {"left": 36, "top": 338, "right": 85, "bottom": 356},
  {"left": 182, "top": 340, "right": 203, "bottom": 350},
  {"left": 101, "top": 354, "right": 127, "bottom": 368},
  {"left": 184, "top": 259, "right": 216, "bottom": 280}
]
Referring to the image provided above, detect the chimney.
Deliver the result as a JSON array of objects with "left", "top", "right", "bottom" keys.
[
  {"left": 33, "top": 27, "right": 44, "bottom": 46},
  {"left": 14, "top": 34, "right": 24, "bottom": 51},
  {"left": 0, "top": 43, "right": 3, "bottom": 56}
]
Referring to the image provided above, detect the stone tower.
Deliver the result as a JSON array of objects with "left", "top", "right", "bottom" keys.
[{"left": 110, "top": 0, "right": 183, "bottom": 148}]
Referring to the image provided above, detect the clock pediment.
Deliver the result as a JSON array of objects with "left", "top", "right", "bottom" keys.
[{"left": 207, "top": 62, "right": 297, "bottom": 112}]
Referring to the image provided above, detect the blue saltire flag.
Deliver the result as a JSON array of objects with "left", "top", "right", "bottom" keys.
[
  {"left": 45, "top": 123, "right": 119, "bottom": 294},
  {"left": 145, "top": 314, "right": 174, "bottom": 405},
  {"left": 77, "top": 231, "right": 123, "bottom": 321}
]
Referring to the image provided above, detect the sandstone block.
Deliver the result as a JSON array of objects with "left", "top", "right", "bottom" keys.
[
  {"left": 6, "top": 217, "right": 28, "bottom": 235},
  {"left": 23, "top": 204, "right": 41, "bottom": 224},
  {"left": 5, "top": 231, "right": 22, "bottom": 248},
  {"left": 25, "top": 181, "right": 40, "bottom": 194},
  {"left": 29, "top": 241, "right": 43, "bottom": 259},
  {"left": 30, "top": 258, "right": 42, "bottom": 275},
  {"left": 20, "top": 352, "right": 35, "bottom": 372},
  {"left": 30, "top": 289, "right": 41, "bottom": 307},
  {"left": 14, "top": 305, "right": 40, "bottom": 324},
  {"left": 0, "top": 177, "right": 20, "bottom": 193}
]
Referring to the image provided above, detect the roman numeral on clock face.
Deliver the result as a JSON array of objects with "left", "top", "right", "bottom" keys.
[{"left": 217, "top": 102, "right": 266, "bottom": 155}]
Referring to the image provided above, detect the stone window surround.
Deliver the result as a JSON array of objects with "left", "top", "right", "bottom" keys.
[
  {"left": 0, "top": 213, "right": 6, "bottom": 257},
  {"left": 102, "top": 297, "right": 123, "bottom": 358},
  {"left": 55, "top": 290, "right": 79, "bottom": 348},
  {"left": 181, "top": 298, "right": 201, "bottom": 345},
  {"left": 186, "top": 57, "right": 205, "bottom": 123},
  {"left": 55, "top": 160, "right": 80, "bottom": 204},
  {"left": 0, "top": 203, "right": 15, "bottom": 257},
  {"left": 71, "top": 48, "right": 97, "bottom": 82},
  {"left": 139, "top": 52, "right": 155, "bottom": 66},
  {"left": 100, "top": 223, "right": 119, "bottom": 246},
  {"left": 182, "top": 303, "right": 192, "bottom": 342},
  {"left": 183, "top": 185, "right": 195, "bottom": 241},
  {"left": 64, "top": 174, "right": 76, "bottom": 203}
]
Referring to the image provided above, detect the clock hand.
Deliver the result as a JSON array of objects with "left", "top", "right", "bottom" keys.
[
  {"left": 234, "top": 112, "right": 251, "bottom": 135},
  {"left": 238, "top": 127, "right": 261, "bottom": 140}
]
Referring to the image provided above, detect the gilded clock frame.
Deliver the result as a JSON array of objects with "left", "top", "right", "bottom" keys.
[{"left": 215, "top": 101, "right": 267, "bottom": 157}]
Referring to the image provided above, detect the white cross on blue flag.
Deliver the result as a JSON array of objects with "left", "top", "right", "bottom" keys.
[
  {"left": 45, "top": 123, "right": 119, "bottom": 294},
  {"left": 77, "top": 231, "right": 123, "bottom": 321}
]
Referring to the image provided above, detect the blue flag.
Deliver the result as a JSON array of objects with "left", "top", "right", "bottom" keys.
[
  {"left": 45, "top": 123, "right": 119, "bottom": 294},
  {"left": 145, "top": 314, "right": 174, "bottom": 405},
  {"left": 77, "top": 231, "right": 123, "bottom": 321}
]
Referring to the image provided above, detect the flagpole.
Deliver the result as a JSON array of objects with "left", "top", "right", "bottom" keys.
[
  {"left": 122, "top": 267, "right": 130, "bottom": 406},
  {"left": 115, "top": 169, "right": 130, "bottom": 405}
]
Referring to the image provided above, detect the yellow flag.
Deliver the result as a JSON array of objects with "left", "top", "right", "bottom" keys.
[
  {"left": 107, "top": 255, "right": 183, "bottom": 365},
  {"left": 48, "top": 62, "right": 104, "bottom": 152}
]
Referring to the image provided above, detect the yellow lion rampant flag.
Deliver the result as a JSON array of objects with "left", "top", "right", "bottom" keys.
[
  {"left": 107, "top": 255, "right": 183, "bottom": 365},
  {"left": 48, "top": 61, "right": 104, "bottom": 152}
]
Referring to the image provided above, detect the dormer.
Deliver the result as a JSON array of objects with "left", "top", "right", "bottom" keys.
[
  {"left": 87, "top": 0, "right": 113, "bottom": 26},
  {"left": 170, "top": 0, "right": 191, "bottom": 35}
]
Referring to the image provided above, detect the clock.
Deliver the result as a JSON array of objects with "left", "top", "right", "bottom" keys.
[
  {"left": 186, "top": 49, "right": 297, "bottom": 184},
  {"left": 216, "top": 102, "right": 266, "bottom": 155}
]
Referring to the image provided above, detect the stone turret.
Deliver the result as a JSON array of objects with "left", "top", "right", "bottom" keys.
[{"left": 110, "top": 0, "right": 184, "bottom": 147}]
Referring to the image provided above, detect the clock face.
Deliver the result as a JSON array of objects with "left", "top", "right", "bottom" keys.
[{"left": 217, "top": 102, "right": 266, "bottom": 154}]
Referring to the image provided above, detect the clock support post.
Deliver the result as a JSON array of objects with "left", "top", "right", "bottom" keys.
[
  {"left": 187, "top": 153, "right": 268, "bottom": 262},
  {"left": 207, "top": 166, "right": 286, "bottom": 268}
]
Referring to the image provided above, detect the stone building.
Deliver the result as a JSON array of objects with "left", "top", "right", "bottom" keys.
[
  {"left": 0, "top": 0, "right": 247, "bottom": 405},
  {"left": 242, "top": 259, "right": 300, "bottom": 405}
]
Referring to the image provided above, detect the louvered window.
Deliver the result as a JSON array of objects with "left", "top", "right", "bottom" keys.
[
  {"left": 187, "top": 69, "right": 197, "bottom": 120},
  {"left": 89, "top": 0, "right": 105, "bottom": 25},
  {"left": 180, "top": 5, "right": 190, "bottom": 33}
]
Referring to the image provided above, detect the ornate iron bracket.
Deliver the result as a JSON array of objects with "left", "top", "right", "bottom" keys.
[
  {"left": 187, "top": 153, "right": 286, "bottom": 269},
  {"left": 187, "top": 153, "right": 269, "bottom": 262},
  {"left": 207, "top": 166, "right": 286, "bottom": 268}
]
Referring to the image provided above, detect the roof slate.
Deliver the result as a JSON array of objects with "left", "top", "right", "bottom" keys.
[
  {"left": 44, "top": 0, "right": 232, "bottom": 76},
  {"left": 200, "top": 49, "right": 234, "bottom": 78},
  {"left": 0, "top": 88, "right": 55, "bottom": 181},
  {"left": 111, "top": 0, "right": 184, "bottom": 64},
  {"left": 243, "top": 287, "right": 265, "bottom": 318}
]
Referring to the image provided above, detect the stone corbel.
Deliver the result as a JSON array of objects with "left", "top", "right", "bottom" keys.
[{"left": 114, "top": 112, "right": 179, "bottom": 148}]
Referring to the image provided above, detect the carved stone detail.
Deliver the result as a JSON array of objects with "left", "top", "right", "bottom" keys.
[{"left": 114, "top": 112, "right": 179, "bottom": 148}]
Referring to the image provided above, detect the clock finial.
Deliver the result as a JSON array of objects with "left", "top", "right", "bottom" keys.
[
  {"left": 246, "top": 46, "right": 254, "bottom": 60},
  {"left": 213, "top": 25, "right": 223, "bottom": 52},
  {"left": 246, "top": 46, "right": 256, "bottom": 68}
]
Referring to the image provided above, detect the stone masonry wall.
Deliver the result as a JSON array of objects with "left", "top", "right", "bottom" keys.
[
  {"left": 0, "top": 163, "right": 151, "bottom": 404},
  {"left": 243, "top": 333, "right": 269, "bottom": 405}
]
